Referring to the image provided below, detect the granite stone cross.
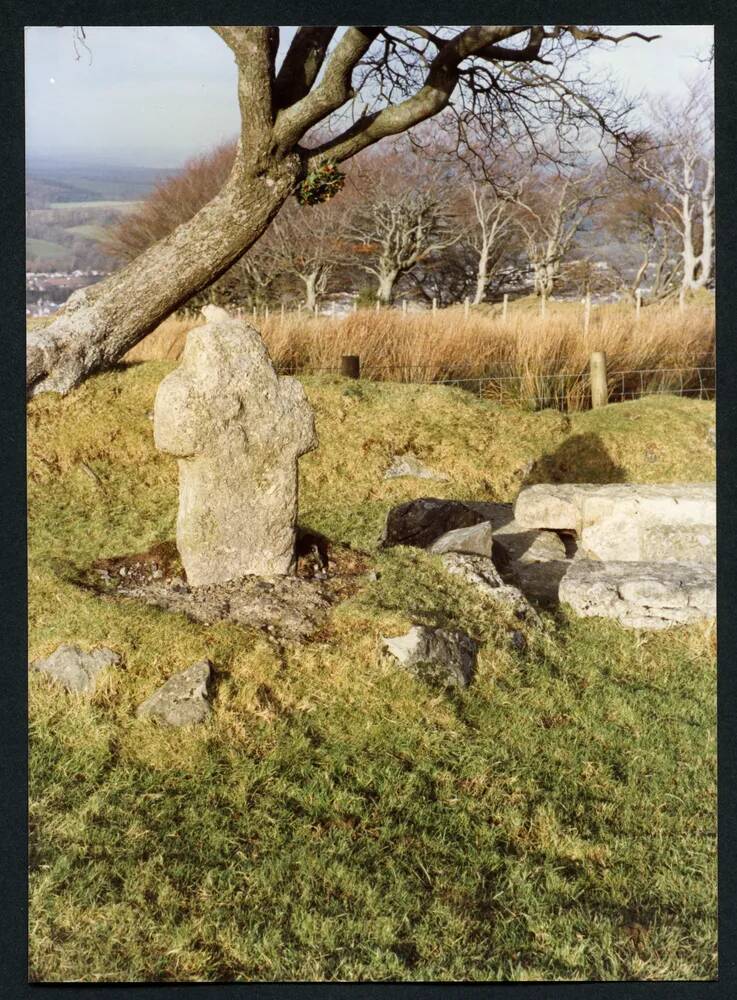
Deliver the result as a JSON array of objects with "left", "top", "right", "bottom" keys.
[{"left": 154, "top": 309, "right": 317, "bottom": 585}]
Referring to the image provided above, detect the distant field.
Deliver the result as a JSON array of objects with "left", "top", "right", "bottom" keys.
[
  {"left": 26, "top": 238, "right": 73, "bottom": 265},
  {"left": 49, "top": 200, "right": 141, "bottom": 212},
  {"left": 64, "top": 224, "right": 108, "bottom": 241}
]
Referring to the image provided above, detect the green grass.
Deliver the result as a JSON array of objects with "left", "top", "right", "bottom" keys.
[
  {"left": 26, "top": 237, "right": 73, "bottom": 266},
  {"left": 49, "top": 200, "right": 141, "bottom": 211},
  {"left": 28, "top": 364, "right": 716, "bottom": 982},
  {"left": 64, "top": 224, "right": 108, "bottom": 241}
]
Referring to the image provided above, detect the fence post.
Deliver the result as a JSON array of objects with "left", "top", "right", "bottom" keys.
[
  {"left": 297, "top": 303, "right": 302, "bottom": 316},
  {"left": 502, "top": 293, "right": 508, "bottom": 320},
  {"left": 402, "top": 300, "right": 408, "bottom": 314},
  {"left": 314, "top": 303, "right": 319, "bottom": 316},
  {"left": 375, "top": 299, "right": 380, "bottom": 312},
  {"left": 464, "top": 296, "right": 470, "bottom": 319},
  {"left": 635, "top": 289, "right": 642, "bottom": 320},
  {"left": 432, "top": 297, "right": 437, "bottom": 314},
  {"left": 280, "top": 302, "right": 285, "bottom": 320},
  {"left": 265, "top": 305, "right": 269, "bottom": 319},
  {"left": 252, "top": 305, "right": 257, "bottom": 319},
  {"left": 353, "top": 299, "right": 358, "bottom": 313},
  {"left": 590, "top": 351, "right": 608, "bottom": 409},
  {"left": 540, "top": 294, "right": 547, "bottom": 319},
  {"left": 583, "top": 292, "right": 591, "bottom": 336},
  {"left": 341, "top": 355, "right": 360, "bottom": 379}
]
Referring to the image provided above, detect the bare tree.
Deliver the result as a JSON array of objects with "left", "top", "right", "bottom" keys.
[
  {"left": 27, "top": 25, "right": 659, "bottom": 396},
  {"left": 267, "top": 202, "right": 346, "bottom": 310},
  {"left": 349, "top": 190, "right": 458, "bottom": 304},
  {"left": 464, "top": 183, "right": 514, "bottom": 304},
  {"left": 634, "top": 78, "right": 714, "bottom": 296},
  {"left": 506, "top": 170, "right": 603, "bottom": 298}
]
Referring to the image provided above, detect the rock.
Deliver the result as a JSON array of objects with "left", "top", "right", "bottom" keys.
[
  {"left": 136, "top": 660, "right": 212, "bottom": 726},
  {"left": 384, "top": 452, "right": 450, "bottom": 481},
  {"left": 559, "top": 560, "right": 715, "bottom": 630},
  {"left": 380, "top": 498, "right": 487, "bottom": 549},
  {"left": 154, "top": 317, "right": 317, "bottom": 586},
  {"left": 506, "top": 559, "right": 573, "bottom": 606},
  {"left": 429, "top": 521, "right": 493, "bottom": 558},
  {"left": 200, "top": 304, "right": 232, "bottom": 323},
  {"left": 514, "top": 483, "right": 715, "bottom": 564},
  {"left": 441, "top": 552, "right": 540, "bottom": 623},
  {"left": 460, "top": 500, "right": 569, "bottom": 566},
  {"left": 30, "top": 644, "right": 121, "bottom": 694},
  {"left": 381, "top": 626, "right": 478, "bottom": 688}
]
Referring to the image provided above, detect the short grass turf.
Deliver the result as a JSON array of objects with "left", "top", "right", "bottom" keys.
[{"left": 28, "top": 363, "right": 717, "bottom": 982}]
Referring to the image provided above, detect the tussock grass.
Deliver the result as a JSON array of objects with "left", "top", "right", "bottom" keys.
[
  {"left": 28, "top": 364, "right": 716, "bottom": 982},
  {"left": 123, "top": 298, "right": 715, "bottom": 410}
]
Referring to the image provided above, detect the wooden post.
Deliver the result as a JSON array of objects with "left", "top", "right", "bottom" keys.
[
  {"left": 402, "top": 300, "right": 408, "bottom": 314},
  {"left": 297, "top": 303, "right": 302, "bottom": 316},
  {"left": 252, "top": 305, "right": 257, "bottom": 319},
  {"left": 264, "top": 305, "right": 269, "bottom": 320},
  {"left": 314, "top": 303, "right": 319, "bottom": 316},
  {"left": 432, "top": 297, "right": 437, "bottom": 314},
  {"left": 583, "top": 292, "right": 591, "bottom": 336},
  {"left": 375, "top": 299, "right": 380, "bottom": 312},
  {"left": 353, "top": 300, "right": 358, "bottom": 313},
  {"left": 502, "top": 293, "right": 508, "bottom": 320},
  {"left": 590, "top": 351, "right": 608, "bottom": 409},
  {"left": 540, "top": 294, "right": 547, "bottom": 319},
  {"left": 464, "top": 296, "right": 470, "bottom": 319},
  {"left": 280, "top": 302, "right": 285, "bottom": 320},
  {"left": 341, "top": 355, "right": 360, "bottom": 379},
  {"left": 635, "top": 289, "right": 642, "bottom": 320}
]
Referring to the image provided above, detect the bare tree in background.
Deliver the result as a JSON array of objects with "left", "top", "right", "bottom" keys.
[
  {"left": 464, "top": 183, "right": 514, "bottom": 304},
  {"left": 634, "top": 78, "right": 714, "bottom": 296},
  {"left": 267, "top": 202, "right": 346, "bottom": 311},
  {"left": 350, "top": 191, "right": 458, "bottom": 304},
  {"left": 27, "top": 24, "right": 659, "bottom": 396},
  {"left": 507, "top": 170, "right": 603, "bottom": 298}
]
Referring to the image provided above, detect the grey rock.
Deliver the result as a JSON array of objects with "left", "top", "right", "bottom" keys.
[
  {"left": 429, "top": 521, "right": 493, "bottom": 558},
  {"left": 514, "top": 482, "right": 716, "bottom": 564},
  {"left": 441, "top": 552, "right": 540, "bottom": 623},
  {"left": 136, "top": 659, "right": 212, "bottom": 726},
  {"left": 559, "top": 560, "right": 715, "bottom": 630},
  {"left": 380, "top": 498, "right": 487, "bottom": 549},
  {"left": 30, "top": 644, "right": 121, "bottom": 694},
  {"left": 384, "top": 452, "right": 450, "bottom": 481},
  {"left": 506, "top": 559, "right": 573, "bottom": 607},
  {"left": 154, "top": 317, "right": 317, "bottom": 586},
  {"left": 381, "top": 625, "right": 478, "bottom": 688}
]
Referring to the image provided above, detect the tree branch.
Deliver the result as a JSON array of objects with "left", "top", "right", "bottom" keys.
[{"left": 273, "top": 27, "right": 337, "bottom": 110}]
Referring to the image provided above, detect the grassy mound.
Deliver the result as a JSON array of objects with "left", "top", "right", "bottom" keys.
[{"left": 28, "top": 364, "right": 716, "bottom": 982}]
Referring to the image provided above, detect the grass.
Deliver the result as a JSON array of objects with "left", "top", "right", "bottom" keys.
[
  {"left": 123, "top": 297, "right": 715, "bottom": 411},
  {"left": 64, "top": 224, "right": 108, "bottom": 241},
  {"left": 48, "top": 200, "right": 142, "bottom": 211},
  {"left": 28, "top": 362, "right": 716, "bottom": 982},
  {"left": 26, "top": 238, "right": 73, "bottom": 266}
]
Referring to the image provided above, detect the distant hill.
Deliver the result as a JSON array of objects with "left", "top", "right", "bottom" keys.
[{"left": 26, "top": 161, "right": 178, "bottom": 209}]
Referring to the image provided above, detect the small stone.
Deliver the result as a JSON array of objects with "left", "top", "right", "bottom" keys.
[
  {"left": 381, "top": 625, "right": 478, "bottom": 688},
  {"left": 384, "top": 452, "right": 450, "bottom": 481},
  {"left": 30, "top": 644, "right": 121, "bottom": 694},
  {"left": 118, "top": 566, "right": 127, "bottom": 577},
  {"left": 429, "top": 521, "right": 493, "bottom": 558},
  {"left": 136, "top": 660, "right": 212, "bottom": 726}
]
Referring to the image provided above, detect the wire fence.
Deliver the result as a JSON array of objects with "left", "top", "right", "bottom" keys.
[{"left": 273, "top": 359, "right": 715, "bottom": 411}]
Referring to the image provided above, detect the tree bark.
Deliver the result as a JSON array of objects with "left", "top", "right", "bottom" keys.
[
  {"left": 377, "top": 270, "right": 399, "bottom": 305},
  {"left": 27, "top": 153, "right": 300, "bottom": 396}
]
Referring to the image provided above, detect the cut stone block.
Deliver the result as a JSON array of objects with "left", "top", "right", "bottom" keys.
[
  {"left": 514, "top": 483, "right": 715, "bottom": 563},
  {"left": 559, "top": 560, "right": 715, "bottom": 630}
]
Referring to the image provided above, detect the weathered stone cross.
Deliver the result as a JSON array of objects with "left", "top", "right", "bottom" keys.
[{"left": 154, "top": 307, "right": 317, "bottom": 586}]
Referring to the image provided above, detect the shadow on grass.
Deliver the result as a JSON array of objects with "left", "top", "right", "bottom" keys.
[{"left": 523, "top": 433, "right": 626, "bottom": 486}]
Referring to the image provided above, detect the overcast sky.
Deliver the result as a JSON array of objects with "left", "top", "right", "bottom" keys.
[{"left": 25, "top": 25, "right": 714, "bottom": 169}]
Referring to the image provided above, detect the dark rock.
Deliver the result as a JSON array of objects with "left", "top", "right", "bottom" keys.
[{"left": 380, "top": 498, "right": 487, "bottom": 549}]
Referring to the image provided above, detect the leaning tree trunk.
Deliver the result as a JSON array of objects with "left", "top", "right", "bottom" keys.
[
  {"left": 26, "top": 153, "right": 301, "bottom": 397},
  {"left": 302, "top": 272, "right": 319, "bottom": 312},
  {"left": 472, "top": 242, "right": 490, "bottom": 305}
]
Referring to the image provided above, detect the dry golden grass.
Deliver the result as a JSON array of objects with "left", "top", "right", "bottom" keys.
[{"left": 123, "top": 297, "right": 715, "bottom": 409}]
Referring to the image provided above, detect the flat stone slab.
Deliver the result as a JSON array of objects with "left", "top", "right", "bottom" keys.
[
  {"left": 559, "top": 560, "right": 716, "bottom": 630},
  {"left": 381, "top": 625, "right": 478, "bottom": 688},
  {"left": 514, "top": 483, "right": 715, "bottom": 563},
  {"left": 384, "top": 453, "right": 450, "bottom": 481},
  {"left": 30, "top": 644, "right": 121, "bottom": 694},
  {"left": 136, "top": 660, "right": 212, "bottom": 726}
]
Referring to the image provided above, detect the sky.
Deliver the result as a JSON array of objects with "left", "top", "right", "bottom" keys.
[{"left": 24, "top": 25, "right": 714, "bottom": 169}]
